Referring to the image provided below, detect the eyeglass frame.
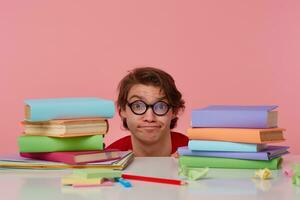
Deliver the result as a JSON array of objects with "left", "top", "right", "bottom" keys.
[{"left": 126, "top": 100, "right": 172, "bottom": 116}]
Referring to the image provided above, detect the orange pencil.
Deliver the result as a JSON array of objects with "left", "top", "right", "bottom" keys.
[{"left": 122, "top": 174, "right": 187, "bottom": 186}]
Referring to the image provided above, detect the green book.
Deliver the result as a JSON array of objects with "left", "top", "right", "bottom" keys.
[
  {"left": 18, "top": 135, "right": 103, "bottom": 153},
  {"left": 179, "top": 156, "right": 282, "bottom": 170}
]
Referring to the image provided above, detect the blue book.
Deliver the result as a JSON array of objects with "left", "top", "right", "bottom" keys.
[
  {"left": 188, "top": 140, "right": 267, "bottom": 152},
  {"left": 192, "top": 105, "right": 278, "bottom": 128},
  {"left": 25, "top": 97, "right": 115, "bottom": 122},
  {"left": 178, "top": 146, "right": 289, "bottom": 160}
]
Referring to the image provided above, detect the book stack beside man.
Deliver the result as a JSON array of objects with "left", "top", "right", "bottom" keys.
[
  {"left": 178, "top": 105, "right": 289, "bottom": 169},
  {"left": 17, "top": 97, "right": 122, "bottom": 165}
]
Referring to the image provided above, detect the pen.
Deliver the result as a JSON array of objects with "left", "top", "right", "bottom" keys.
[{"left": 122, "top": 174, "right": 187, "bottom": 186}]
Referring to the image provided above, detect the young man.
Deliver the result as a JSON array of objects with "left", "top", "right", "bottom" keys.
[{"left": 106, "top": 67, "right": 188, "bottom": 156}]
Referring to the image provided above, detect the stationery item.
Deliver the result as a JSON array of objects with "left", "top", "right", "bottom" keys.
[
  {"left": 188, "top": 140, "right": 267, "bottom": 152},
  {"left": 73, "top": 168, "right": 122, "bottom": 179},
  {"left": 192, "top": 105, "right": 278, "bottom": 128},
  {"left": 179, "top": 156, "right": 282, "bottom": 169},
  {"left": 254, "top": 168, "right": 272, "bottom": 180},
  {"left": 18, "top": 135, "right": 103, "bottom": 152},
  {"left": 72, "top": 180, "right": 114, "bottom": 187},
  {"left": 292, "top": 173, "right": 300, "bottom": 186},
  {"left": 116, "top": 178, "right": 132, "bottom": 188},
  {"left": 61, "top": 174, "right": 104, "bottom": 185},
  {"left": 25, "top": 97, "right": 115, "bottom": 122},
  {"left": 178, "top": 166, "right": 209, "bottom": 181},
  {"left": 0, "top": 151, "right": 134, "bottom": 170},
  {"left": 292, "top": 164, "right": 300, "bottom": 186},
  {"left": 121, "top": 174, "right": 187, "bottom": 185},
  {"left": 22, "top": 118, "right": 108, "bottom": 137},
  {"left": 187, "top": 128, "right": 285, "bottom": 144},
  {"left": 178, "top": 146, "right": 289, "bottom": 160},
  {"left": 283, "top": 168, "right": 293, "bottom": 177},
  {"left": 20, "top": 149, "right": 121, "bottom": 165}
]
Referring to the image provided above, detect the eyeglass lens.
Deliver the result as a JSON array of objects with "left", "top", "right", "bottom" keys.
[{"left": 128, "top": 100, "right": 170, "bottom": 116}]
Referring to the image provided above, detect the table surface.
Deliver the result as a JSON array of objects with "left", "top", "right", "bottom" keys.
[{"left": 0, "top": 155, "right": 299, "bottom": 200}]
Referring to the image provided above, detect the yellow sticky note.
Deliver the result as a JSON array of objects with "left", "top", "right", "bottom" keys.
[
  {"left": 254, "top": 168, "right": 272, "bottom": 180},
  {"left": 61, "top": 174, "right": 104, "bottom": 185}
]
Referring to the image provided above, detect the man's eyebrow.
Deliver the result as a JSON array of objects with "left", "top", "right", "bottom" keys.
[
  {"left": 128, "top": 95, "right": 143, "bottom": 101},
  {"left": 128, "top": 95, "right": 167, "bottom": 101},
  {"left": 157, "top": 96, "right": 167, "bottom": 101}
]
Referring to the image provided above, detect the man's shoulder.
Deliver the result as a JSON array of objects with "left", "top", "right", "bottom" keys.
[
  {"left": 171, "top": 131, "right": 189, "bottom": 140},
  {"left": 170, "top": 131, "right": 189, "bottom": 153},
  {"left": 105, "top": 135, "right": 132, "bottom": 151}
]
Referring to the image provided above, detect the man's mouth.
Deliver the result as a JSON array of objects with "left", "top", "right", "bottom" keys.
[{"left": 138, "top": 125, "right": 161, "bottom": 129}]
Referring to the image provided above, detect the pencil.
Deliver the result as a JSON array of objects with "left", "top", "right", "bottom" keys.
[{"left": 121, "top": 174, "right": 187, "bottom": 186}]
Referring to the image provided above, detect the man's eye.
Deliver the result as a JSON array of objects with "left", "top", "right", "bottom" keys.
[
  {"left": 133, "top": 103, "right": 143, "bottom": 109},
  {"left": 158, "top": 104, "right": 166, "bottom": 109}
]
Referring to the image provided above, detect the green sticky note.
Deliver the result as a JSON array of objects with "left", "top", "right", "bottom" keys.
[
  {"left": 73, "top": 169, "right": 122, "bottom": 178},
  {"left": 179, "top": 165, "right": 209, "bottom": 181}
]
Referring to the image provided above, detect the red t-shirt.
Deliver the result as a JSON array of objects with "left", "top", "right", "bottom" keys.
[{"left": 106, "top": 132, "right": 189, "bottom": 154}]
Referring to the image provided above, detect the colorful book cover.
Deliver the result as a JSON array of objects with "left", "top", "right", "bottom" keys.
[
  {"left": 188, "top": 140, "right": 267, "bottom": 152},
  {"left": 179, "top": 155, "right": 282, "bottom": 169},
  {"left": 20, "top": 149, "right": 121, "bottom": 165},
  {"left": 25, "top": 97, "right": 115, "bottom": 122},
  {"left": 18, "top": 135, "right": 103, "bottom": 152},
  {"left": 178, "top": 146, "right": 289, "bottom": 160},
  {"left": 187, "top": 127, "right": 285, "bottom": 144},
  {"left": 192, "top": 105, "right": 278, "bottom": 128}
]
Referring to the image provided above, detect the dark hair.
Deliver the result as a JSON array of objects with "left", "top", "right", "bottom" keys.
[{"left": 117, "top": 67, "right": 185, "bottom": 129}]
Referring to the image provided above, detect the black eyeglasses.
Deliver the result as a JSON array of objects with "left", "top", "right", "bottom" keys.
[{"left": 127, "top": 100, "right": 171, "bottom": 116}]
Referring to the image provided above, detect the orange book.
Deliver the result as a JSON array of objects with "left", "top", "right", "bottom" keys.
[{"left": 187, "top": 128, "right": 285, "bottom": 144}]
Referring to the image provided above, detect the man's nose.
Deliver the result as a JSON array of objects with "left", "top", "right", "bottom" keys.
[{"left": 143, "top": 107, "right": 156, "bottom": 122}]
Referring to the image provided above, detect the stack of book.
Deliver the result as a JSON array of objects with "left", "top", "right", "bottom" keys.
[
  {"left": 17, "top": 97, "right": 122, "bottom": 165},
  {"left": 178, "top": 105, "right": 289, "bottom": 169}
]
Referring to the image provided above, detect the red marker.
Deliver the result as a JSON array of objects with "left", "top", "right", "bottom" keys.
[{"left": 122, "top": 174, "right": 187, "bottom": 186}]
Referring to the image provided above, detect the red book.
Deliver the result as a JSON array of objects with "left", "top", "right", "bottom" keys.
[{"left": 20, "top": 149, "right": 121, "bottom": 165}]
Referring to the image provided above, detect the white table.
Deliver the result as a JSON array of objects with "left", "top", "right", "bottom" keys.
[{"left": 0, "top": 155, "right": 299, "bottom": 200}]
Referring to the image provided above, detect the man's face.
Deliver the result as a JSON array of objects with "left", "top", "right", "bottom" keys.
[{"left": 120, "top": 84, "right": 175, "bottom": 145}]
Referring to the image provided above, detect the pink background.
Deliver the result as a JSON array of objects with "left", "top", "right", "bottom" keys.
[{"left": 1, "top": 1, "right": 300, "bottom": 154}]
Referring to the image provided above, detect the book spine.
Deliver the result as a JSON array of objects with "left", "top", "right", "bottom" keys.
[
  {"left": 188, "top": 140, "right": 259, "bottom": 152},
  {"left": 18, "top": 135, "right": 103, "bottom": 152},
  {"left": 191, "top": 110, "right": 268, "bottom": 128},
  {"left": 25, "top": 98, "right": 115, "bottom": 122}
]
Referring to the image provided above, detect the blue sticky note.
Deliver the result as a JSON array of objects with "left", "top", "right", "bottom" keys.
[{"left": 116, "top": 178, "right": 132, "bottom": 188}]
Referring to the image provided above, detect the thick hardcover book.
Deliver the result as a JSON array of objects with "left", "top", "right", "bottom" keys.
[
  {"left": 20, "top": 149, "right": 121, "bottom": 165},
  {"left": 25, "top": 97, "right": 115, "bottom": 122},
  {"left": 187, "top": 128, "right": 285, "bottom": 144},
  {"left": 22, "top": 118, "right": 108, "bottom": 137},
  {"left": 179, "top": 155, "right": 282, "bottom": 169},
  {"left": 192, "top": 105, "right": 278, "bottom": 128},
  {"left": 188, "top": 140, "right": 267, "bottom": 152},
  {"left": 18, "top": 135, "right": 103, "bottom": 152},
  {"left": 178, "top": 146, "right": 289, "bottom": 160}
]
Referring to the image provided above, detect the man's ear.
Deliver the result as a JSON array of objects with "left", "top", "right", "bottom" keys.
[
  {"left": 119, "top": 108, "right": 127, "bottom": 119},
  {"left": 171, "top": 111, "right": 177, "bottom": 120}
]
